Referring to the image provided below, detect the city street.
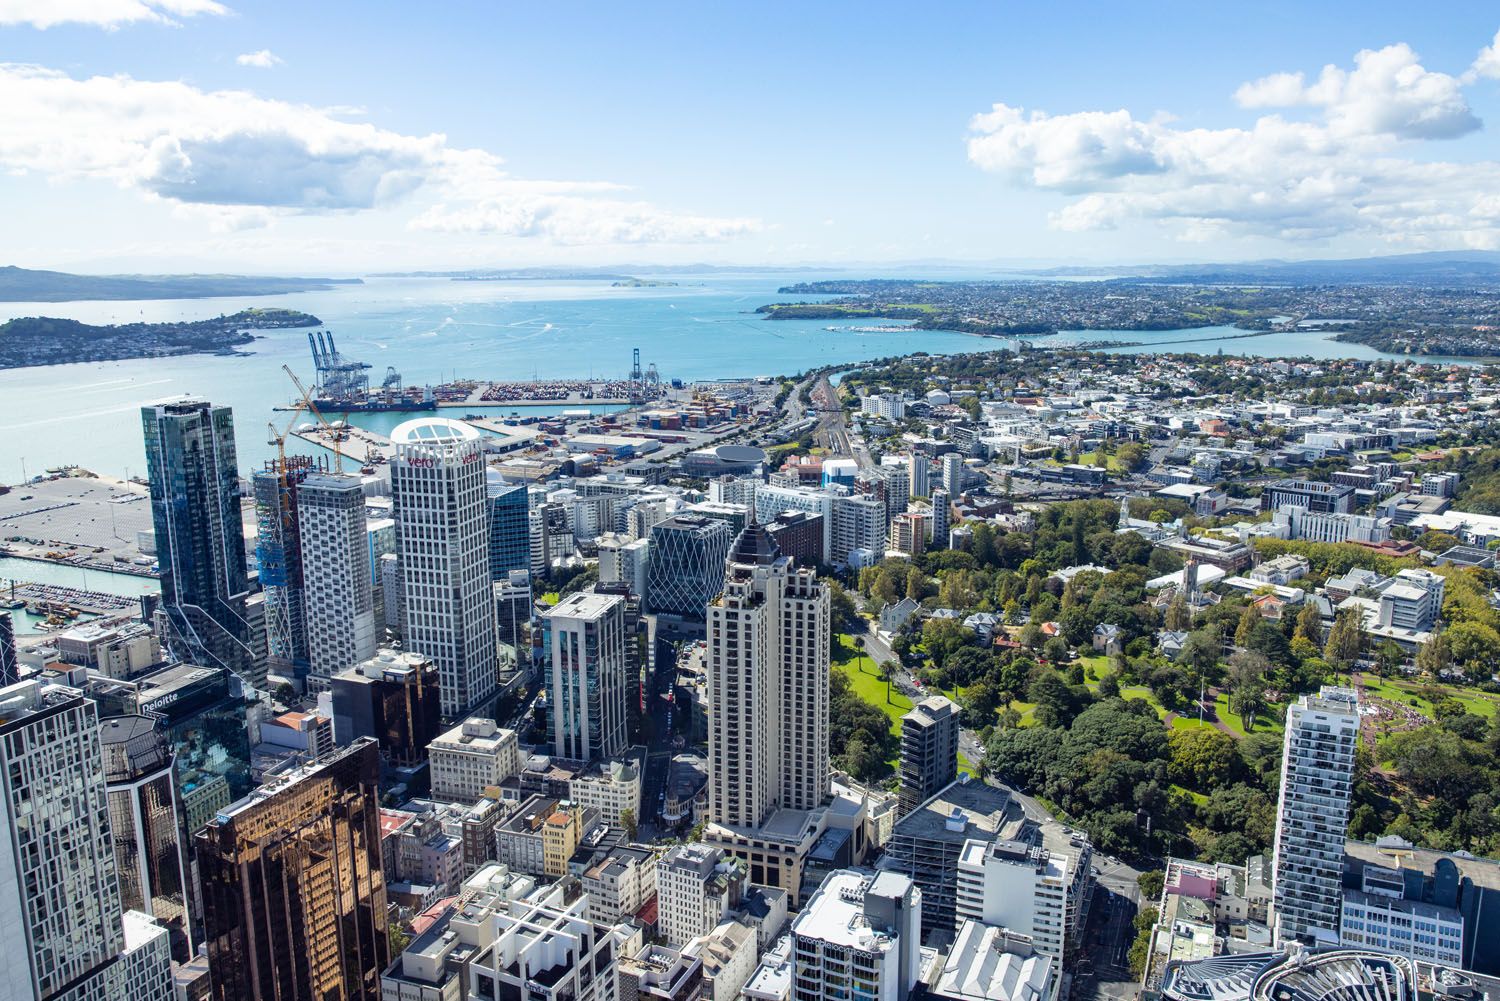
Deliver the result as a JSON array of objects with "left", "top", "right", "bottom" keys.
[{"left": 1073, "top": 887, "right": 1142, "bottom": 1001}]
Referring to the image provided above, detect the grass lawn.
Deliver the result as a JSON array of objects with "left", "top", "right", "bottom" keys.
[
  {"left": 1171, "top": 784, "right": 1210, "bottom": 807},
  {"left": 958, "top": 750, "right": 977, "bottom": 777},
  {"left": 1119, "top": 685, "right": 1169, "bottom": 720},
  {"left": 835, "top": 634, "right": 914, "bottom": 726},
  {"left": 540, "top": 591, "right": 561, "bottom": 605}
]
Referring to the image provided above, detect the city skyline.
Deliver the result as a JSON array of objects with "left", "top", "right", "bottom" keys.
[{"left": 2, "top": 4, "right": 1500, "bottom": 271}]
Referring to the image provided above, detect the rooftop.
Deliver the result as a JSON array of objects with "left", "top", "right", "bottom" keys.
[
  {"left": 1344, "top": 837, "right": 1500, "bottom": 893},
  {"left": 890, "top": 777, "right": 1018, "bottom": 844},
  {"left": 793, "top": 869, "right": 911, "bottom": 954},
  {"left": 933, "top": 920, "right": 1051, "bottom": 1001}
]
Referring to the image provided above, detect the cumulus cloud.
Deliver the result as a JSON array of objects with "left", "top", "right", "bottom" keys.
[
  {"left": 968, "top": 34, "right": 1500, "bottom": 248},
  {"left": 0, "top": 63, "right": 756, "bottom": 244},
  {"left": 1232, "top": 44, "right": 1476, "bottom": 140},
  {"left": 236, "top": 50, "right": 282, "bottom": 68},
  {"left": 0, "top": 0, "right": 227, "bottom": 29},
  {"left": 1468, "top": 29, "right": 1500, "bottom": 82}
]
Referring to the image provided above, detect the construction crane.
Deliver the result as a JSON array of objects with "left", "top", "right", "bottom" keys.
[{"left": 283, "top": 363, "right": 345, "bottom": 473}]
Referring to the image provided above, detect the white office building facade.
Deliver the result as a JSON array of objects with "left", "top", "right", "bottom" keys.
[
  {"left": 298, "top": 473, "right": 378, "bottom": 688},
  {"left": 391, "top": 418, "right": 498, "bottom": 718}
]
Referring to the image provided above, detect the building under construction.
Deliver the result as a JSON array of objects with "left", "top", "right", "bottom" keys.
[{"left": 251, "top": 454, "right": 326, "bottom": 674}]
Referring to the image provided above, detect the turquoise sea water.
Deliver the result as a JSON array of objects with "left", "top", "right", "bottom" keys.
[{"left": 0, "top": 272, "right": 1478, "bottom": 485}]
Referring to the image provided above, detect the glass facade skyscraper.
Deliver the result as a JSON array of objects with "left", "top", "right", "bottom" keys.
[
  {"left": 542, "top": 591, "right": 628, "bottom": 762},
  {"left": 644, "top": 514, "right": 733, "bottom": 619},
  {"left": 142, "top": 400, "right": 260, "bottom": 686},
  {"left": 101, "top": 714, "right": 194, "bottom": 961},
  {"left": 487, "top": 477, "right": 531, "bottom": 580},
  {"left": 196, "top": 740, "right": 388, "bottom": 1001}
]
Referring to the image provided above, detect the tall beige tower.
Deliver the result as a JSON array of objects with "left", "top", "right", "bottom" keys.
[{"left": 705, "top": 518, "right": 829, "bottom": 829}]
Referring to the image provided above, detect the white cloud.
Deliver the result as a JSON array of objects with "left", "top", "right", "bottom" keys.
[
  {"left": 0, "top": 63, "right": 757, "bottom": 245},
  {"left": 1468, "top": 29, "right": 1500, "bottom": 82},
  {"left": 0, "top": 0, "right": 227, "bottom": 29},
  {"left": 1231, "top": 44, "right": 1477, "bottom": 140},
  {"left": 967, "top": 34, "right": 1500, "bottom": 248},
  {"left": 236, "top": 50, "right": 282, "bottom": 69}
]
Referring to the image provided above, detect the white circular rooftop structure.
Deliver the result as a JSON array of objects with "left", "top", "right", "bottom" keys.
[{"left": 391, "top": 417, "right": 480, "bottom": 446}]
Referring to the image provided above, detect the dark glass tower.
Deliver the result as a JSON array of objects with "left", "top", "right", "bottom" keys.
[
  {"left": 142, "top": 400, "right": 260, "bottom": 686},
  {"left": 101, "top": 713, "right": 195, "bottom": 961},
  {"left": 196, "top": 740, "right": 388, "bottom": 1001},
  {"left": 487, "top": 475, "right": 531, "bottom": 579}
]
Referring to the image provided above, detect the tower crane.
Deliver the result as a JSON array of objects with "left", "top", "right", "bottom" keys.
[{"left": 283, "top": 363, "right": 345, "bottom": 473}]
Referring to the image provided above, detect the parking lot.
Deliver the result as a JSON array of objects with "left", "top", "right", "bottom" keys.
[{"left": 0, "top": 473, "right": 153, "bottom": 563}]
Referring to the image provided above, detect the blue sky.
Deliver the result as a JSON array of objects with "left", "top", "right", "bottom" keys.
[{"left": 4, "top": 1, "right": 1500, "bottom": 271}]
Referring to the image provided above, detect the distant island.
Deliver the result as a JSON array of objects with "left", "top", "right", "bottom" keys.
[
  {"left": 0, "top": 266, "right": 361, "bottom": 302},
  {"left": 0, "top": 308, "right": 321, "bottom": 369},
  {"left": 374, "top": 268, "right": 635, "bottom": 281},
  {"left": 611, "top": 277, "right": 678, "bottom": 288}
]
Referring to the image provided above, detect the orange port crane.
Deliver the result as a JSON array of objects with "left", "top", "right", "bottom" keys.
[{"left": 282, "top": 363, "right": 345, "bottom": 473}]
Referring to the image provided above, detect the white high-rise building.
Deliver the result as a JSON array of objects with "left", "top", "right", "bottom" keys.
[
  {"left": 909, "top": 452, "right": 930, "bottom": 498},
  {"left": 391, "top": 418, "right": 498, "bottom": 718},
  {"left": 929, "top": 488, "right": 951, "bottom": 552},
  {"left": 1272, "top": 685, "right": 1360, "bottom": 945},
  {"left": 656, "top": 843, "right": 745, "bottom": 946},
  {"left": 596, "top": 533, "right": 650, "bottom": 596},
  {"left": 831, "top": 494, "right": 888, "bottom": 569},
  {"left": 941, "top": 453, "right": 966, "bottom": 495},
  {"left": 955, "top": 837, "right": 1090, "bottom": 992},
  {"left": 706, "top": 521, "right": 830, "bottom": 829},
  {"left": 543, "top": 591, "right": 629, "bottom": 762},
  {"left": 0, "top": 680, "right": 174, "bottom": 1001},
  {"left": 861, "top": 392, "right": 907, "bottom": 421},
  {"left": 298, "top": 473, "right": 377, "bottom": 689},
  {"left": 792, "top": 870, "right": 922, "bottom": 1001}
]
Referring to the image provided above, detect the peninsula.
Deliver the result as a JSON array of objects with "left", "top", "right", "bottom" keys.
[
  {"left": 0, "top": 308, "right": 322, "bottom": 369},
  {"left": 757, "top": 277, "right": 1500, "bottom": 354},
  {"left": 0, "top": 265, "right": 360, "bottom": 302}
]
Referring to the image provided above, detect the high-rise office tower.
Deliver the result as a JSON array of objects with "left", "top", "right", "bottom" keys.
[
  {"left": 645, "top": 514, "right": 733, "bottom": 619},
  {"left": 1272, "top": 685, "right": 1360, "bottom": 946},
  {"left": 101, "top": 714, "right": 195, "bottom": 961},
  {"left": 493, "top": 568, "right": 534, "bottom": 648},
  {"left": 390, "top": 418, "right": 498, "bottom": 718},
  {"left": 543, "top": 591, "right": 628, "bottom": 762},
  {"left": 0, "top": 610, "right": 16, "bottom": 686},
  {"left": 196, "top": 740, "right": 388, "bottom": 1001},
  {"left": 908, "top": 452, "right": 930, "bottom": 498},
  {"left": 251, "top": 456, "right": 322, "bottom": 674},
  {"left": 142, "top": 400, "right": 260, "bottom": 686},
  {"left": 706, "top": 519, "right": 830, "bottom": 829},
  {"left": 297, "top": 473, "right": 377, "bottom": 689},
  {"left": 941, "top": 452, "right": 965, "bottom": 496},
  {"left": 898, "top": 696, "right": 959, "bottom": 816},
  {"left": 0, "top": 680, "right": 175, "bottom": 1001},
  {"left": 487, "top": 475, "right": 531, "bottom": 580}
]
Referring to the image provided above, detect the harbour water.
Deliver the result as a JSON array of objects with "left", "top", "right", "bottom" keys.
[
  {"left": 0, "top": 555, "right": 158, "bottom": 636},
  {"left": 0, "top": 271, "right": 1478, "bottom": 484}
]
